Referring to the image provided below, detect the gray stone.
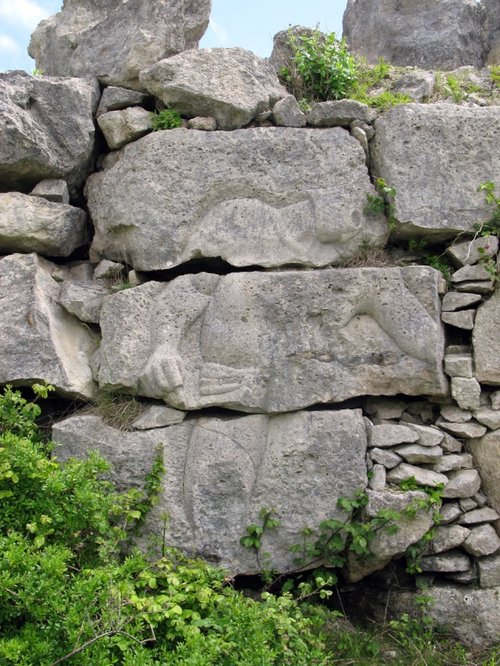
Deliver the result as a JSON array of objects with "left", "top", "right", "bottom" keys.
[
  {"left": 473, "top": 287, "right": 500, "bottom": 385},
  {"left": 478, "top": 555, "right": 500, "bottom": 588},
  {"left": 439, "top": 502, "right": 463, "bottom": 524},
  {"left": 427, "top": 525, "right": 470, "bottom": 554},
  {"left": 491, "top": 391, "right": 500, "bottom": 410},
  {"left": 468, "top": 432, "right": 500, "bottom": 513},
  {"left": 140, "top": 48, "right": 287, "bottom": 130},
  {"left": 30, "top": 179, "right": 69, "bottom": 204},
  {"left": 57, "top": 281, "right": 110, "bottom": 324},
  {"left": 441, "top": 310, "right": 476, "bottom": 330},
  {"left": 464, "top": 524, "right": 500, "bottom": 557},
  {"left": 441, "top": 292, "right": 482, "bottom": 312},
  {"left": 343, "top": 0, "right": 487, "bottom": 70},
  {"left": 393, "top": 444, "right": 443, "bottom": 464},
  {"left": 306, "top": 100, "right": 377, "bottom": 128},
  {"left": 442, "top": 469, "right": 482, "bottom": 499},
  {"left": 95, "top": 267, "right": 447, "bottom": 412},
  {"left": 420, "top": 551, "right": 472, "bottom": 573},
  {"left": 474, "top": 407, "right": 500, "bottom": 430},
  {"left": 29, "top": 0, "right": 211, "bottom": 90},
  {"left": 96, "top": 87, "right": 148, "bottom": 117},
  {"left": 460, "top": 498, "right": 478, "bottom": 513},
  {"left": 440, "top": 405, "right": 472, "bottom": 423},
  {"left": 432, "top": 453, "right": 473, "bottom": 473},
  {"left": 446, "top": 235, "right": 499, "bottom": 267},
  {"left": 97, "top": 107, "right": 152, "bottom": 150},
  {"left": 0, "top": 254, "right": 97, "bottom": 399},
  {"left": 474, "top": 491, "right": 488, "bottom": 507},
  {"left": 441, "top": 433, "right": 463, "bottom": 453},
  {"left": 132, "top": 405, "right": 186, "bottom": 430},
  {"left": 93, "top": 260, "right": 125, "bottom": 282},
  {"left": 436, "top": 419, "right": 487, "bottom": 439},
  {"left": 87, "top": 127, "right": 389, "bottom": 271},
  {"left": 369, "top": 464, "right": 386, "bottom": 490},
  {"left": 456, "top": 282, "right": 495, "bottom": 296},
  {"left": 350, "top": 126, "right": 369, "bottom": 162},
  {"left": 371, "top": 105, "right": 500, "bottom": 239},
  {"left": 444, "top": 354, "right": 473, "bottom": 378},
  {"left": 268, "top": 26, "right": 315, "bottom": 74},
  {"left": 52, "top": 409, "right": 368, "bottom": 575},
  {"left": 272, "top": 95, "right": 307, "bottom": 127},
  {"left": 187, "top": 116, "right": 217, "bottom": 131},
  {"left": 404, "top": 423, "right": 445, "bottom": 447},
  {"left": 351, "top": 119, "right": 375, "bottom": 141},
  {"left": 387, "top": 463, "right": 448, "bottom": 488},
  {"left": 458, "top": 507, "right": 500, "bottom": 525},
  {"left": 451, "top": 263, "right": 495, "bottom": 284},
  {"left": 451, "top": 377, "right": 481, "bottom": 411},
  {"left": 0, "top": 192, "right": 88, "bottom": 257},
  {"left": 368, "top": 423, "right": 420, "bottom": 448},
  {"left": 68, "top": 262, "right": 94, "bottom": 283},
  {"left": 446, "top": 570, "right": 478, "bottom": 584},
  {"left": 391, "top": 70, "right": 435, "bottom": 102},
  {"left": 0, "top": 72, "right": 99, "bottom": 200},
  {"left": 364, "top": 397, "right": 407, "bottom": 420},
  {"left": 369, "top": 447, "right": 402, "bottom": 469}
]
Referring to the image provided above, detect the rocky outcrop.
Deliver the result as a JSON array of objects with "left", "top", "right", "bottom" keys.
[
  {"left": 371, "top": 104, "right": 500, "bottom": 240},
  {"left": 95, "top": 267, "right": 447, "bottom": 412},
  {"left": 140, "top": 48, "right": 287, "bottom": 130},
  {"left": 28, "top": 0, "right": 212, "bottom": 90},
  {"left": 343, "top": 0, "right": 487, "bottom": 70},
  {"left": 86, "top": 127, "right": 388, "bottom": 270},
  {"left": 0, "top": 254, "right": 97, "bottom": 398},
  {"left": 0, "top": 72, "right": 99, "bottom": 201}
]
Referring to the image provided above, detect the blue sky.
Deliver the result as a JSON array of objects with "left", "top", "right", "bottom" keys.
[{"left": 0, "top": 0, "right": 347, "bottom": 73}]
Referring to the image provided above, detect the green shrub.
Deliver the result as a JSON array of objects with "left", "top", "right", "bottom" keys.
[{"left": 150, "top": 109, "right": 182, "bottom": 131}]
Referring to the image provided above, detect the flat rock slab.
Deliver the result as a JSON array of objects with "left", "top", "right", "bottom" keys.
[
  {"left": 0, "top": 254, "right": 97, "bottom": 398},
  {"left": 86, "top": 127, "right": 388, "bottom": 271},
  {"left": 468, "top": 432, "right": 500, "bottom": 514},
  {"left": 29, "top": 0, "right": 212, "bottom": 90},
  {"left": 95, "top": 267, "right": 447, "bottom": 412},
  {"left": 0, "top": 72, "right": 99, "bottom": 201},
  {"left": 473, "top": 287, "right": 500, "bottom": 385},
  {"left": 52, "top": 409, "right": 368, "bottom": 575},
  {"left": 371, "top": 104, "right": 500, "bottom": 240}
]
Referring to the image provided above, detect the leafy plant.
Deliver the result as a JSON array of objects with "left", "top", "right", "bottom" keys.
[
  {"left": 150, "top": 108, "right": 182, "bottom": 131},
  {"left": 365, "top": 178, "right": 398, "bottom": 230},
  {"left": 491, "top": 65, "right": 500, "bottom": 88}
]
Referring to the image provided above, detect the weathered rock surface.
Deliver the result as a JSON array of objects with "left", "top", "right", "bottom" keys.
[
  {"left": 0, "top": 254, "right": 97, "bottom": 398},
  {"left": 306, "top": 100, "right": 377, "bottom": 128},
  {"left": 468, "top": 432, "right": 500, "bottom": 514},
  {"left": 442, "top": 469, "right": 482, "bottom": 499},
  {"left": 478, "top": 555, "right": 500, "bottom": 588},
  {"left": 367, "top": 423, "right": 419, "bottom": 448},
  {"left": 57, "top": 281, "right": 110, "bottom": 324},
  {"left": 87, "top": 127, "right": 388, "bottom": 271},
  {"left": 97, "top": 107, "right": 152, "bottom": 150},
  {"left": 272, "top": 96, "right": 306, "bottom": 127},
  {"left": 371, "top": 104, "right": 500, "bottom": 239},
  {"left": 426, "top": 525, "right": 470, "bottom": 554},
  {"left": 29, "top": 0, "right": 212, "bottom": 90},
  {"left": 473, "top": 286, "right": 500, "bottom": 385},
  {"left": 343, "top": 0, "right": 487, "bottom": 70},
  {"left": 140, "top": 48, "right": 287, "bottom": 130},
  {"left": 95, "top": 267, "right": 447, "bottom": 412},
  {"left": 30, "top": 179, "right": 69, "bottom": 204},
  {"left": 96, "top": 87, "right": 149, "bottom": 117},
  {"left": 52, "top": 409, "right": 368, "bottom": 574},
  {"left": 0, "top": 192, "right": 88, "bottom": 257},
  {"left": 387, "top": 463, "right": 448, "bottom": 488},
  {"left": 463, "top": 524, "right": 500, "bottom": 557},
  {"left": 0, "top": 72, "right": 99, "bottom": 200}
]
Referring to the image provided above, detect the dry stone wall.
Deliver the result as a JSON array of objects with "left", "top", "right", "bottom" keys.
[{"left": 0, "top": 1, "right": 499, "bottom": 647}]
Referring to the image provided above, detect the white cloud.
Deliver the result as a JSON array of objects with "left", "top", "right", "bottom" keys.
[
  {"left": 0, "top": 33, "right": 20, "bottom": 53},
  {"left": 0, "top": 0, "right": 48, "bottom": 30},
  {"left": 209, "top": 17, "right": 228, "bottom": 45}
]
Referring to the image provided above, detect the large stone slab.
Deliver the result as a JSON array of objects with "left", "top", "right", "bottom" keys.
[
  {"left": 0, "top": 192, "right": 88, "bottom": 257},
  {"left": 0, "top": 72, "right": 99, "bottom": 201},
  {"left": 473, "top": 286, "right": 500, "bottom": 385},
  {"left": 343, "top": 0, "right": 487, "bottom": 70},
  {"left": 371, "top": 104, "right": 500, "bottom": 240},
  {"left": 140, "top": 47, "right": 287, "bottom": 130},
  {"left": 0, "top": 254, "right": 97, "bottom": 398},
  {"left": 95, "top": 267, "right": 447, "bottom": 412},
  {"left": 468, "top": 431, "right": 500, "bottom": 514},
  {"left": 86, "top": 127, "right": 388, "bottom": 271},
  {"left": 28, "top": 0, "right": 211, "bottom": 90},
  {"left": 52, "top": 410, "right": 368, "bottom": 575}
]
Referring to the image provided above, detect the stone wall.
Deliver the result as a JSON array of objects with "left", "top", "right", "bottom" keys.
[{"left": 0, "top": 0, "right": 499, "bottom": 647}]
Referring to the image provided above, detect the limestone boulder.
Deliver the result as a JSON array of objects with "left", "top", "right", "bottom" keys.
[
  {"left": 52, "top": 409, "right": 368, "bottom": 575},
  {"left": 57, "top": 281, "right": 110, "bottom": 324},
  {"left": 0, "top": 254, "right": 97, "bottom": 398},
  {"left": 0, "top": 192, "right": 88, "bottom": 257},
  {"left": 371, "top": 104, "right": 500, "bottom": 239},
  {"left": 97, "top": 107, "right": 153, "bottom": 150},
  {"left": 342, "top": 0, "right": 487, "bottom": 70},
  {"left": 140, "top": 48, "right": 287, "bottom": 130},
  {"left": 86, "top": 127, "right": 388, "bottom": 271},
  {"left": 473, "top": 286, "right": 500, "bottom": 385},
  {"left": 28, "top": 0, "right": 212, "bottom": 90},
  {"left": 0, "top": 72, "right": 99, "bottom": 201},
  {"left": 95, "top": 267, "right": 447, "bottom": 412},
  {"left": 468, "top": 431, "right": 500, "bottom": 513}
]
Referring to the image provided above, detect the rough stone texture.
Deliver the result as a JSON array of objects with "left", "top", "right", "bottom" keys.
[
  {"left": 440, "top": 405, "right": 472, "bottom": 423},
  {"left": 140, "top": 48, "right": 287, "bottom": 130},
  {"left": 441, "top": 292, "right": 482, "bottom": 312},
  {"left": 441, "top": 433, "right": 463, "bottom": 454},
  {"left": 451, "top": 377, "right": 482, "bottom": 411},
  {"left": 473, "top": 287, "right": 500, "bottom": 385},
  {"left": 391, "top": 70, "right": 435, "bottom": 102},
  {"left": 474, "top": 408, "right": 500, "bottom": 430},
  {"left": 346, "top": 490, "right": 435, "bottom": 582},
  {"left": 484, "top": 0, "right": 500, "bottom": 64},
  {"left": 52, "top": 409, "right": 368, "bottom": 574},
  {"left": 420, "top": 551, "right": 472, "bottom": 573},
  {"left": 451, "top": 263, "right": 495, "bottom": 285},
  {"left": 367, "top": 423, "right": 420, "bottom": 448},
  {"left": 437, "top": 419, "right": 487, "bottom": 439},
  {"left": 272, "top": 96, "right": 306, "bottom": 127},
  {"left": 131, "top": 405, "right": 186, "bottom": 430},
  {"left": 468, "top": 432, "right": 500, "bottom": 514},
  {"left": 432, "top": 454, "right": 473, "bottom": 474},
  {"left": 446, "top": 235, "right": 499, "bottom": 267},
  {"left": 0, "top": 72, "right": 99, "bottom": 201},
  {"left": 458, "top": 507, "right": 500, "bottom": 525},
  {"left": 440, "top": 502, "right": 463, "bottom": 524},
  {"left": 478, "top": 555, "right": 500, "bottom": 588},
  {"left": 96, "top": 87, "right": 148, "bottom": 117},
  {"left": 30, "top": 179, "right": 69, "bottom": 204},
  {"left": 97, "top": 107, "right": 152, "bottom": 150},
  {"left": 95, "top": 267, "right": 447, "bottom": 412},
  {"left": 342, "top": 0, "right": 487, "bottom": 70},
  {"left": 444, "top": 353, "right": 473, "bottom": 378},
  {"left": 306, "top": 100, "right": 377, "bottom": 128},
  {"left": 441, "top": 310, "right": 475, "bottom": 331},
  {"left": 87, "top": 127, "right": 389, "bottom": 271},
  {"left": 387, "top": 463, "right": 448, "bottom": 488},
  {"left": 369, "top": 464, "right": 386, "bottom": 490},
  {"left": 0, "top": 192, "right": 88, "bottom": 257},
  {"left": 442, "top": 469, "right": 482, "bottom": 499},
  {"left": 427, "top": 525, "right": 470, "bottom": 554},
  {"left": 268, "top": 26, "right": 315, "bottom": 74},
  {"left": 57, "top": 281, "right": 110, "bottom": 324},
  {"left": 28, "top": 0, "right": 212, "bottom": 90},
  {"left": 369, "top": 447, "right": 402, "bottom": 469},
  {"left": 393, "top": 444, "right": 443, "bottom": 464},
  {"left": 371, "top": 105, "right": 500, "bottom": 239},
  {"left": 0, "top": 254, "right": 97, "bottom": 398},
  {"left": 187, "top": 116, "right": 217, "bottom": 131},
  {"left": 463, "top": 525, "right": 500, "bottom": 557},
  {"left": 365, "top": 397, "right": 407, "bottom": 420}
]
